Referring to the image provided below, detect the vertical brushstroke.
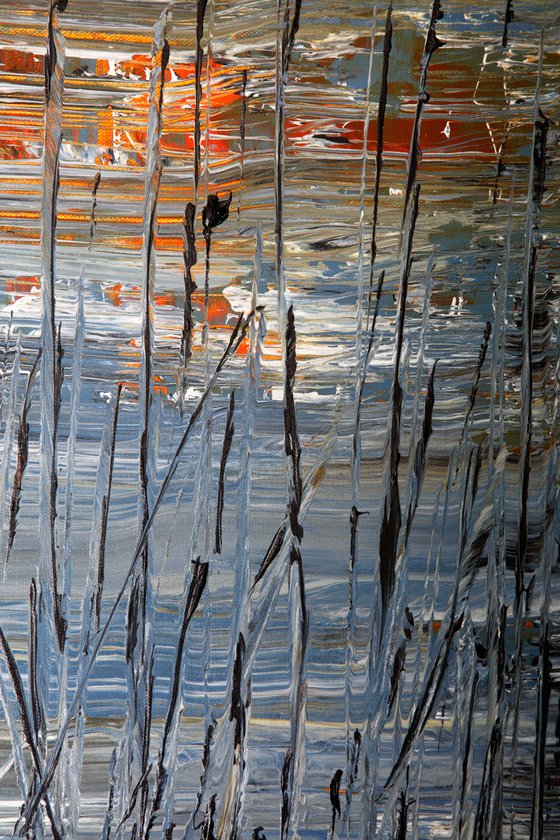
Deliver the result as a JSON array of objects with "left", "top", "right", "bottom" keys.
[
  {"left": 60, "top": 279, "right": 85, "bottom": 633},
  {"left": 29, "top": 578, "right": 44, "bottom": 751},
  {"left": 455, "top": 643, "right": 478, "bottom": 838},
  {"left": 40, "top": 0, "right": 67, "bottom": 653},
  {"left": 516, "top": 105, "right": 549, "bottom": 608},
  {"left": 195, "top": 0, "right": 209, "bottom": 195},
  {"left": 502, "top": 0, "right": 514, "bottom": 48},
  {"left": 94, "top": 385, "right": 122, "bottom": 631},
  {"left": 456, "top": 322, "right": 492, "bottom": 460},
  {"left": 329, "top": 769, "right": 343, "bottom": 837},
  {"left": 275, "top": 0, "right": 303, "bottom": 329},
  {"left": 90, "top": 171, "right": 101, "bottom": 245},
  {"left": 281, "top": 305, "right": 308, "bottom": 840},
  {"left": 400, "top": 0, "right": 444, "bottom": 240},
  {"left": 145, "top": 559, "right": 208, "bottom": 837},
  {"left": 5, "top": 350, "right": 40, "bottom": 567},
  {"left": 378, "top": 184, "right": 420, "bottom": 638},
  {"left": 403, "top": 358, "right": 437, "bottom": 543},
  {"left": 238, "top": 68, "right": 248, "bottom": 217},
  {"left": 180, "top": 202, "right": 197, "bottom": 373},
  {"left": 228, "top": 632, "right": 248, "bottom": 840},
  {"left": 394, "top": 770, "right": 409, "bottom": 840},
  {"left": 370, "top": 3, "right": 392, "bottom": 273},
  {"left": 214, "top": 391, "right": 235, "bottom": 555},
  {"left": 0, "top": 333, "right": 20, "bottom": 564}
]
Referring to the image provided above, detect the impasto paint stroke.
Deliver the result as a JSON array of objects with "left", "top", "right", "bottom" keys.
[{"left": 0, "top": 0, "right": 558, "bottom": 838}]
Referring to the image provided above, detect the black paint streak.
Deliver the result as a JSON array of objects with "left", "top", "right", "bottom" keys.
[
  {"left": 6, "top": 350, "right": 41, "bottom": 567},
  {"left": 44, "top": 0, "right": 67, "bottom": 105},
  {"left": 281, "top": 0, "right": 303, "bottom": 77},
  {"left": 90, "top": 170, "right": 101, "bottom": 245},
  {"left": 400, "top": 0, "right": 444, "bottom": 241},
  {"left": 202, "top": 192, "right": 232, "bottom": 344},
  {"left": 284, "top": 305, "right": 303, "bottom": 542},
  {"left": 181, "top": 202, "right": 197, "bottom": 371},
  {"left": 394, "top": 773, "right": 409, "bottom": 840},
  {"left": 404, "top": 358, "right": 438, "bottom": 543},
  {"left": 502, "top": 0, "right": 514, "bottom": 48},
  {"left": 28, "top": 578, "right": 44, "bottom": 747},
  {"left": 191, "top": 719, "right": 216, "bottom": 832},
  {"left": 201, "top": 794, "right": 217, "bottom": 840},
  {"left": 203, "top": 192, "right": 233, "bottom": 234},
  {"left": 388, "top": 644, "right": 406, "bottom": 715},
  {"left": 395, "top": 795, "right": 408, "bottom": 840},
  {"left": 352, "top": 729, "right": 362, "bottom": 780},
  {"left": 229, "top": 633, "right": 250, "bottom": 838},
  {"left": 457, "top": 322, "right": 491, "bottom": 456},
  {"left": 126, "top": 576, "right": 140, "bottom": 664},
  {"left": 117, "top": 760, "right": 154, "bottom": 833},
  {"left": 44, "top": 0, "right": 67, "bottom": 655},
  {"left": 275, "top": 0, "right": 303, "bottom": 300},
  {"left": 52, "top": 325, "right": 66, "bottom": 652},
  {"left": 473, "top": 720, "right": 502, "bottom": 840},
  {"left": 314, "top": 133, "right": 350, "bottom": 144},
  {"left": 370, "top": 3, "right": 393, "bottom": 273},
  {"left": 379, "top": 186, "right": 420, "bottom": 639},
  {"left": 215, "top": 391, "right": 235, "bottom": 554},
  {"left": 329, "top": 768, "right": 343, "bottom": 835},
  {"left": 349, "top": 506, "right": 368, "bottom": 584},
  {"left": 253, "top": 522, "right": 288, "bottom": 588},
  {"left": 230, "top": 632, "right": 246, "bottom": 753},
  {"left": 516, "top": 110, "right": 549, "bottom": 608},
  {"left": 388, "top": 609, "right": 415, "bottom": 714},
  {"left": 279, "top": 305, "right": 309, "bottom": 839},
  {"left": 280, "top": 748, "right": 292, "bottom": 840},
  {"left": 195, "top": 0, "right": 210, "bottom": 193}
]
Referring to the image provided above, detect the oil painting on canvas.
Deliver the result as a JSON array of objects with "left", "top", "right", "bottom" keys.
[{"left": 0, "top": 0, "right": 558, "bottom": 837}]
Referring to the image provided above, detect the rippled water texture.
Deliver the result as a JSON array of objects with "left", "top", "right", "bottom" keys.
[{"left": 0, "top": 0, "right": 558, "bottom": 837}]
